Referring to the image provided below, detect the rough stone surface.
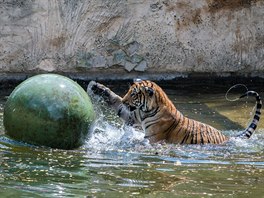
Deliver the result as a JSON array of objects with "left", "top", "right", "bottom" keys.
[{"left": 0, "top": 0, "right": 264, "bottom": 76}]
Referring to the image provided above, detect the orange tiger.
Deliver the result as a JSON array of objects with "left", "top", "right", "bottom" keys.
[{"left": 87, "top": 79, "right": 262, "bottom": 144}]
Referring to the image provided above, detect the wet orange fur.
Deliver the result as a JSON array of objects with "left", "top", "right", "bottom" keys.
[
  {"left": 88, "top": 80, "right": 261, "bottom": 144},
  {"left": 122, "top": 80, "right": 228, "bottom": 144}
]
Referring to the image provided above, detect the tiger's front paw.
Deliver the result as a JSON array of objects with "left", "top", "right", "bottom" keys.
[{"left": 87, "top": 81, "right": 111, "bottom": 99}]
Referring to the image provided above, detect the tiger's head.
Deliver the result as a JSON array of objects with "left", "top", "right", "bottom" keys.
[{"left": 122, "top": 79, "right": 158, "bottom": 112}]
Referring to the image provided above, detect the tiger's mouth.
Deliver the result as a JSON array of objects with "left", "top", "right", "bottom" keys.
[{"left": 128, "top": 105, "right": 137, "bottom": 111}]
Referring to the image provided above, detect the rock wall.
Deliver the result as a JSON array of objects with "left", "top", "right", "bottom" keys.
[{"left": 0, "top": 0, "right": 264, "bottom": 77}]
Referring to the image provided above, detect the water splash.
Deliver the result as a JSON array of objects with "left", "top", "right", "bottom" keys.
[
  {"left": 84, "top": 114, "right": 147, "bottom": 151},
  {"left": 84, "top": 105, "right": 264, "bottom": 162}
]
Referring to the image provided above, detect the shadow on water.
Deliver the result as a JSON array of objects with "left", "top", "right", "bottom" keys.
[{"left": 0, "top": 79, "right": 264, "bottom": 197}]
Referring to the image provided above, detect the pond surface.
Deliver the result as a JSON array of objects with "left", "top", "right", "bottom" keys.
[{"left": 0, "top": 81, "right": 263, "bottom": 197}]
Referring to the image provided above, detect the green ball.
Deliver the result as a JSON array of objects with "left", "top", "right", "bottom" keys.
[{"left": 3, "top": 74, "right": 95, "bottom": 149}]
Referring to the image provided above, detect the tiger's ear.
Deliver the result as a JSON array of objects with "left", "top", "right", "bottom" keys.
[{"left": 145, "top": 87, "right": 154, "bottom": 96}]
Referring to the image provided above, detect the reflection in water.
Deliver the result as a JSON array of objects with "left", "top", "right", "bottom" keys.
[
  {"left": 0, "top": 84, "right": 263, "bottom": 197},
  {"left": 0, "top": 137, "right": 186, "bottom": 196}
]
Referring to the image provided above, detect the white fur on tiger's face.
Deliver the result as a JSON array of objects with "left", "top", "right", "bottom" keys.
[{"left": 122, "top": 81, "right": 157, "bottom": 112}]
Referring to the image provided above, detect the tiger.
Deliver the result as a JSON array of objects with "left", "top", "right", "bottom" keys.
[{"left": 87, "top": 79, "right": 262, "bottom": 144}]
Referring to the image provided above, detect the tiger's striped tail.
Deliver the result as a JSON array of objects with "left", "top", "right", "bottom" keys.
[{"left": 238, "top": 91, "right": 262, "bottom": 138}]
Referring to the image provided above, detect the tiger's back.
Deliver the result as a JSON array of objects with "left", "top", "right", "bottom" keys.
[{"left": 166, "top": 117, "right": 228, "bottom": 144}]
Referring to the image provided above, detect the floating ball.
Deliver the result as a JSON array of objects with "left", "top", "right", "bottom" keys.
[{"left": 3, "top": 74, "right": 95, "bottom": 149}]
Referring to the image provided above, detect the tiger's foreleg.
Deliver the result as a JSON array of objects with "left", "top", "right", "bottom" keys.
[{"left": 87, "top": 81, "right": 135, "bottom": 125}]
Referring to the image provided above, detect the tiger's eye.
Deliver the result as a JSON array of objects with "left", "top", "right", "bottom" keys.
[{"left": 130, "top": 87, "right": 138, "bottom": 97}]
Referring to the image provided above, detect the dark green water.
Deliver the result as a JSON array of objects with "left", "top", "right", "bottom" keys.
[{"left": 0, "top": 82, "right": 263, "bottom": 197}]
